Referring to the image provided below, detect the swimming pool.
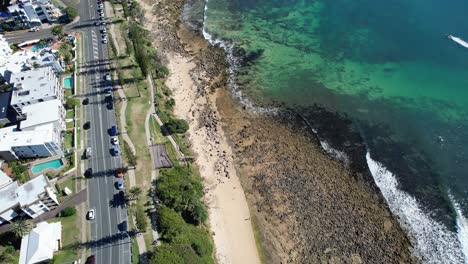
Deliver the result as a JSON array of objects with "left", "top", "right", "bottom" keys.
[
  {"left": 31, "top": 44, "right": 49, "bottom": 52},
  {"left": 31, "top": 159, "right": 64, "bottom": 174},
  {"left": 64, "top": 77, "right": 73, "bottom": 89}
]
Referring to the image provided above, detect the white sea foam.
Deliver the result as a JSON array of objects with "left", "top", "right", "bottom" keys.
[
  {"left": 450, "top": 194, "right": 468, "bottom": 263},
  {"left": 448, "top": 35, "right": 468, "bottom": 48},
  {"left": 319, "top": 140, "right": 349, "bottom": 164},
  {"left": 202, "top": 0, "right": 277, "bottom": 115},
  {"left": 366, "top": 152, "right": 466, "bottom": 263}
]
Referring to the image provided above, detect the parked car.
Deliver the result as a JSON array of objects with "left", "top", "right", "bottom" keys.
[
  {"left": 110, "top": 125, "right": 117, "bottom": 136},
  {"left": 85, "top": 255, "right": 96, "bottom": 264},
  {"left": 102, "top": 39, "right": 107, "bottom": 44},
  {"left": 29, "top": 27, "right": 39, "bottom": 32},
  {"left": 85, "top": 168, "right": 93, "bottom": 178},
  {"left": 83, "top": 121, "right": 90, "bottom": 130},
  {"left": 116, "top": 168, "right": 123, "bottom": 178},
  {"left": 85, "top": 147, "right": 92, "bottom": 158},
  {"left": 88, "top": 209, "right": 95, "bottom": 220},
  {"left": 111, "top": 137, "right": 119, "bottom": 145},
  {"left": 101, "top": 28, "right": 107, "bottom": 34},
  {"left": 107, "top": 102, "right": 113, "bottom": 110},
  {"left": 104, "top": 74, "right": 111, "bottom": 81},
  {"left": 115, "top": 178, "right": 124, "bottom": 190},
  {"left": 112, "top": 145, "right": 120, "bottom": 156},
  {"left": 83, "top": 97, "right": 89, "bottom": 105},
  {"left": 104, "top": 87, "right": 112, "bottom": 94}
]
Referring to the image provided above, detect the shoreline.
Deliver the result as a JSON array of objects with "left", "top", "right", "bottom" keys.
[{"left": 140, "top": 0, "right": 417, "bottom": 262}]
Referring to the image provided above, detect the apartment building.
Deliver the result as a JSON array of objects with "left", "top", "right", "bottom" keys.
[
  {"left": 0, "top": 174, "right": 60, "bottom": 224},
  {"left": 9, "top": 66, "right": 63, "bottom": 120}
]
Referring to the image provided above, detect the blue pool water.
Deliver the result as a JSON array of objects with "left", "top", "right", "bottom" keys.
[
  {"left": 64, "top": 77, "right": 73, "bottom": 89},
  {"left": 31, "top": 159, "right": 64, "bottom": 174},
  {"left": 31, "top": 44, "right": 49, "bottom": 52}
]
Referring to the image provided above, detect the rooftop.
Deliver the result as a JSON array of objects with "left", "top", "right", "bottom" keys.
[
  {"left": 0, "top": 174, "right": 50, "bottom": 213},
  {"left": 20, "top": 99, "right": 62, "bottom": 129},
  {"left": 0, "top": 123, "right": 56, "bottom": 152},
  {"left": 0, "top": 169, "right": 12, "bottom": 188},
  {"left": 19, "top": 221, "right": 62, "bottom": 264},
  {"left": 0, "top": 91, "right": 12, "bottom": 119},
  {"left": 10, "top": 67, "right": 58, "bottom": 105}
]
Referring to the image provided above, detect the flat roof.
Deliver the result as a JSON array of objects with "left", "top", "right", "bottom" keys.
[
  {"left": 20, "top": 99, "right": 61, "bottom": 129},
  {"left": 0, "top": 123, "right": 55, "bottom": 151},
  {"left": 0, "top": 169, "right": 12, "bottom": 188},
  {"left": 16, "top": 175, "right": 49, "bottom": 206},
  {"left": 0, "top": 181, "right": 20, "bottom": 213},
  {"left": 10, "top": 67, "right": 57, "bottom": 105}
]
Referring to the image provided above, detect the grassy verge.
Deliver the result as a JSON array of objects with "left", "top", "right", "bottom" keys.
[{"left": 50, "top": 212, "right": 79, "bottom": 263}]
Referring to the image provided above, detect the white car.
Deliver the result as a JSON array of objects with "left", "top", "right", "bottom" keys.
[
  {"left": 104, "top": 74, "right": 111, "bottom": 81},
  {"left": 88, "top": 209, "right": 95, "bottom": 220},
  {"left": 85, "top": 147, "right": 92, "bottom": 158},
  {"left": 29, "top": 27, "right": 39, "bottom": 32},
  {"left": 102, "top": 39, "right": 108, "bottom": 44},
  {"left": 111, "top": 137, "right": 119, "bottom": 145}
]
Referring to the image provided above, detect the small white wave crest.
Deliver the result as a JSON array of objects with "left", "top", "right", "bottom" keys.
[
  {"left": 449, "top": 194, "right": 468, "bottom": 263},
  {"left": 366, "top": 152, "right": 466, "bottom": 263},
  {"left": 319, "top": 140, "right": 349, "bottom": 164}
]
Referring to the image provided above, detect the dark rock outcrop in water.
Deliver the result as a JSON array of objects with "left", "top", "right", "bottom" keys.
[{"left": 144, "top": 0, "right": 418, "bottom": 262}]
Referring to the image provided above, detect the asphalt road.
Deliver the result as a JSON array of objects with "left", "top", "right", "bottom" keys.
[
  {"left": 80, "top": 0, "right": 131, "bottom": 263},
  {"left": 3, "top": 18, "right": 82, "bottom": 44}
]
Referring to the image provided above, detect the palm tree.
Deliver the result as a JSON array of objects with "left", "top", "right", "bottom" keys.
[
  {"left": 11, "top": 219, "right": 34, "bottom": 238},
  {"left": 126, "top": 186, "right": 142, "bottom": 201}
]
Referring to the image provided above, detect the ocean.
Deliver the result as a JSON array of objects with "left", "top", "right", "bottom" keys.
[{"left": 186, "top": 0, "right": 468, "bottom": 262}]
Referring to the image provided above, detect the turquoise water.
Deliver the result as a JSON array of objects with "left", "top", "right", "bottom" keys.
[
  {"left": 31, "top": 44, "right": 49, "bottom": 52},
  {"left": 64, "top": 77, "right": 73, "bottom": 89},
  {"left": 201, "top": 0, "right": 468, "bottom": 261},
  {"left": 31, "top": 159, "right": 64, "bottom": 174}
]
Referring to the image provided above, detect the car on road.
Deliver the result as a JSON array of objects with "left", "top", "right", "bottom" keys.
[
  {"left": 107, "top": 102, "right": 113, "bottom": 110},
  {"left": 104, "top": 74, "right": 111, "bottom": 81},
  {"left": 115, "top": 178, "right": 124, "bottom": 190},
  {"left": 101, "top": 21, "right": 106, "bottom": 26},
  {"left": 85, "top": 168, "right": 93, "bottom": 178},
  {"left": 29, "top": 27, "right": 39, "bottom": 32},
  {"left": 104, "top": 87, "right": 112, "bottom": 94},
  {"left": 83, "top": 121, "right": 91, "bottom": 130},
  {"left": 85, "top": 147, "right": 92, "bottom": 158},
  {"left": 101, "top": 28, "right": 107, "bottom": 34},
  {"left": 95, "top": 21, "right": 100, "bottom": 26},
  {"left": 88, "top": 209, "right": 95, "bottom": 220},
  {"left": 102, "top": 39, "right": 107, "bottom": 44},
  {"left": 116, "top": 168, "right": 123, "bottom": 178},
  {"left": 83, "top": 97, "right": 89, "bottom": 105},
  {"left": 85, "top": 255, "right": 96, "bottom": 264},
  {"left": 111, "top": 136, "right": 119, "bottom": 145},
  {"left": 112, "top": 145, "right": 120, "bottom": 156},
  {"left": 110, "top": 125, "right": 117, "bottom": 136}
]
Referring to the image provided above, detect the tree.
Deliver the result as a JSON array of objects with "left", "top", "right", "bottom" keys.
[
  {"left": 165, "top": 119, "right": 189, "bottom": 134},
  {"left": 156, "top": 206, "right": 186, "bottom": 241},
  {"left": 164, "top": 98, "right": 175, "bottom": 110},
  {"left": 65, "top": 7, "right": 78, "bottom": 22},
  {"left": 11, "top": 219, "right": 34, "bottom": 238},
  {"left": 126, "top": 186, "right": 142, "bottom": 201},
  {"left": 65, "top": 98, "right": 79, "bottom": 109},
  {"left": 0, "top": 245, "right": 19, "bottom": 263},
  {"left": 51, "top": 25, "right": 63, "bottom": 36},
  {"left": 60, "top": 206, "right": 76, "bottom": 217}
]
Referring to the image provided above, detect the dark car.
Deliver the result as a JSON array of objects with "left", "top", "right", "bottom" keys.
[
  {"left": 105, "top": 95, "right": 112, "bottom": 103},
  {"left": 83, "top": 121, "right": 91, "bottom": 130},
  {"left": 110, "top": 125, "right": 117, "bottom": 136},
  {"left": 107, "top": 102, "right": 113, "bottom": 110},
  {"left": 115, "top": 178, "right": 124, "bottom": 190},
  {"left": 104, "top": 87, "right": 112, "bottom": 94},
  {"left": 112, "top": 145, "right": 120, "bottom": 156},
  {"left": 85, "top": 168, "right": 93, "bottom": 178},
  {"left": 85, "top": 255, "right": 96, "bottom": 264},
  {"left": 83, "top": 97, "right": 89, "bottom": 105}
]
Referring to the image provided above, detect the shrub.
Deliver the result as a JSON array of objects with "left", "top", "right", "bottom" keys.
[
  {"left": 51, "top": 25, "right": 63, "bottom": 36},
  {"left": 60, "top": 207, "right": 76, "bottom": 217},
  {"left": 65, "top": 7, "right": 78, "bottom": 22},
  {"left": 156, "top": 206, "right": 185, "bottom": 241},
  {"left": 65, "top": 98, "right": 79, "bottom": 109},
  {"left": 135, "top": 204, "right": 148, "bottom": 231},
  {"left": 165, "top": 119, "right": 189, "bottom": 134},
  {"left": 164, "top": 98, "right": 175, "bottom": 109}
]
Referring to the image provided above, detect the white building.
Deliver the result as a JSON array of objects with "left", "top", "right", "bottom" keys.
[
  {"left": 21, "top": 99, "right": 66, "bottom": 131},
  {"left": 0, "top": 35, "right": 13, "bottom": 67},
  {"left": 0, "top": 174, "right": 60, "bottom": 224},
  {"left": 0, "top": 169, "right": 13, "bottom": 188},
  {"left": 9, "top": 66, "right": 63, "bottom": 120},
  {"left": 19, "top": 221, "right": 62, "bottom": 264},
  {"left": 0, "top": 123, "right": 63, "bottom": 161}
]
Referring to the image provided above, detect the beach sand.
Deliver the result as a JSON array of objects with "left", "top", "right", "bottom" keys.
[
  {"left": 139, "top": 0, "right": 261, "bottom": 263},
  {"left": 139, "top": 0, "right": 416, "bottom": 263}
]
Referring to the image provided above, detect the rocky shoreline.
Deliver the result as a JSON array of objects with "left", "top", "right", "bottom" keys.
[{"left": 141, "top": 0, "right": 418, "bottom": 262}]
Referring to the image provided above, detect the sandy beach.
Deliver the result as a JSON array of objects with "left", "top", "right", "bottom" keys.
[
  {"left": 139, "top": 0, "right": 261, "bottom": 263},
  {"left": 139, "top": 0, "right": 416, "bottom": 263}
]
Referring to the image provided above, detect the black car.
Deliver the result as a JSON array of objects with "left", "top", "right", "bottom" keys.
[
  {"left": 83, "top": 97, "right": 89, "bottom": 105},
  {"left": 83, "top": 121, "right": 91, "bottom": 130},
  {"left": 85, "top": 255, "right": 96, "bottom": 264},
  {"left": 107, "top": 102, "right": 113, "bottom": 110},
  {"left": 85, "top": 168, "right": 93, "bottom": 178}
]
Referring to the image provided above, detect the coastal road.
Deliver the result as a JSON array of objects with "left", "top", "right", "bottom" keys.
[
  {"left": 80, "top": 0, "right": 131, "bottom": 263},
  {"left": 3, "top": 18, "right": 82, "bottom": 44}
]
